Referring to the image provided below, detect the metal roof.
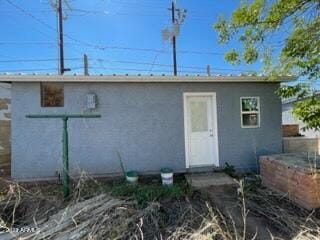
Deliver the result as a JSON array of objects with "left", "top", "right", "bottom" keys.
[
  {"left": 0, "top": 74, "right": 296, "bottom": 83},
  {"left": 282, "top": 91, "right": 320, "bottom": 105}
]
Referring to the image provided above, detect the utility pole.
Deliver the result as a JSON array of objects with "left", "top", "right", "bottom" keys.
[
  {"left": 57, "top": 0, "right": 64, "bottom": 75},
  {"left": 57, "top": 0, "right": 70, "bottom": 75},
  {"left": 206, "top": 65, "right": 211, "bottom": 76},
  {"left": 165, "top": 1, "right": 186, "bottom": 76},
  {"left": 171, "top": 1, "right": 177, "bottom": 76},
  {"left": 83, "top": 54, "right": 89, "bottom": 76}
]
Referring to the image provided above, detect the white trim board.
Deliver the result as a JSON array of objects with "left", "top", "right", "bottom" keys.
[{"left": 183, "top": 92, "right": 219, "bottom": 168}]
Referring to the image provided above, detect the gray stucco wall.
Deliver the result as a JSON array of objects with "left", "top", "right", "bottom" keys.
[{"left": 11, "top": 82, "right": 282, "bottom": 180}]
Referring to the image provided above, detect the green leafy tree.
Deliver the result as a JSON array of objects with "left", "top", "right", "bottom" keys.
[{"left": 214, "top": 0, "right": 320, "bottom": 131}]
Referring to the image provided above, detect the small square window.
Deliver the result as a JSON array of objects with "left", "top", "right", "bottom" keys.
[
  {"left": 41, "top": 83, "right": 64, "bottom": 107},
  {"left": 241, "top": 97, "right": 260, "bottom": 128}
]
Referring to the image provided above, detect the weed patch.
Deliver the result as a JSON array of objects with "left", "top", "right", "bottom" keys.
[{"left": 109, "top": 181, "right": 189, "bottom": 206}]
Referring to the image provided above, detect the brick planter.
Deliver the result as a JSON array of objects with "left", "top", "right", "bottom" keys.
[{"left": 260, "top": 153, "right": 320, "bottom": 209}]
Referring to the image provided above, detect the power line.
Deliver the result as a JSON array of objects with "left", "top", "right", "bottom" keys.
[
  {"left": 70, "top": 42, "right": 224, "bottom": 56},
  {"left": 69, "top": 9, "right": 165, "bottom": 17},
  {"left": 0, "top": 42, "right": 225, "bottom": 55},
  {"left": 107, "top": 0, "right": 167, "bottom": 9},
  {"left": 108, "top": 0, "right": 215, "bottom": 16},
  {"left": 68, "top": 8, "right": 214, "bottom": 22},
  {"left": 5, "top": 0, "right": 77, "bottom": 48},
  {"left": 0, "top": 10, "right": 53, "bottom": 13},
  {"left": 0, "top": 57, "right": 257, "bottom": 72},
  {"left": 0, "top": 67, "right": 82, "bottom": 72},
  {"left": 3, "top": 0, "right": 59, "bottom": 48},
  {"left": 0, "top": 42, "right": 57, "bottom": 45},
  {"left": 94, "top": 63, "right": 256, "bottom": 73},
  {"left": 0, "top": 67, "right": 203, "bottom": 74},
  {"left": 4, "top": 2, "right": 224, "bottom": 56},
  {"left": 90, "top": 66, "right": 206, "bottom": 74},
  {"left": 94, "top": 59, "right": 204, "bottom": 70},
  {"left": 0, "top": 58, "right": 80, "bottom": 63},
  {"left": 94, "top": 0, "right": 220, "bottom": 16},
  {"left": 2, "top": 5, "right": 297, "bottom": 23},
  {"left": 3, "top": 1, "right": 257, "bottom": 75},
  {"left": 55, "top": 0, "right": 215, "bottom": 16},
  {"left": 92, "top": 59, "right": 257, "bottom": 73},
  {"left": 0, "top": 66, "right": 257, "bottom": 74},
  {"left": 5, "top": 0, "right": 56, "bottom": 32}
]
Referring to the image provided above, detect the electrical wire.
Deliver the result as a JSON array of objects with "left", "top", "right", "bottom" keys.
[
  {"left": 5, "top": 1, "right": 222, "bottom": 55},
  {"left": 68, "top": 8, "right": 215, "bottom": 21},
  {"left": 5, "top": 0, "right": 56, "bottom": 32},
  {"left": 0, "top": 57, "right": 257, "bottom": 72},
  {"left": 93, "top": 58, "right": 256, "bottom": 72},
  {"left": 89, "top": 66, "right": 206, "bottom": 74},
  {"left": 0, "top": 42, "right": 57, "bottom": 45},
  {"left": 0, "top": 67, "right": 204, "bottom": 74},
  {"left": 105, "top": 0, "right": 167, "bottom": 9},
  {"left": 0, "top": 67, "right": 80, "bottom": 72},
  {"left": 0, "top": 40, "right": 225, "bottom": 55},
  {"left": 0, "top": 58, "right": 80, "bottom": 63},
  {"left": 2, "top": 1, "right": 258, "bottom": 75}
]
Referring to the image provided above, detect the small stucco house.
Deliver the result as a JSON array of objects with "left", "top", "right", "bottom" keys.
[
  {"left": 282, "top": 92, "right": 320, "bottom": 137},
  {"left": 0, "top": 75, "right": 294, "bottom": 181}
]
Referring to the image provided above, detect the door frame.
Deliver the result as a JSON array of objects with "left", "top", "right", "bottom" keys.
[{"left": 183, "top": 92, "right": 219, "bottom": 168}]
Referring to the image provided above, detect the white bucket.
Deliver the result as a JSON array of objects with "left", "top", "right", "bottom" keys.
[
  {"left": 126, "top": 175, "right": 138, "bottom": 183},
  {"left": 161, "top": 172, "right": 173, "bottom": 185},
  {"left": 126, "top": 171, "right": 138, "bottom": 184}
]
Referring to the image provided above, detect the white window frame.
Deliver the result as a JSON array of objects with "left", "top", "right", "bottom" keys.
[{"left": 240, "top": 96, "right": 260, "bottom": 128}]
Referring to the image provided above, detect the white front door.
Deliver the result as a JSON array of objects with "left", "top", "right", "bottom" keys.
[{"left": 184, "top": 93, "right": 219, "bottom": 167}]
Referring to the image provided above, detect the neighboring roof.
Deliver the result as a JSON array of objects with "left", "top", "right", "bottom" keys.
[
  {"left": 0, "top": 74, "right": 296, "bottom": 83},
  {"left": 282, "top": 91, "right": 320, "bottom": 105}
]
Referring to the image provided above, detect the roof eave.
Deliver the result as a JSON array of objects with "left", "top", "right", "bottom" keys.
[{"left": 0, "top": 75, "right": 297, "bottom": 83}]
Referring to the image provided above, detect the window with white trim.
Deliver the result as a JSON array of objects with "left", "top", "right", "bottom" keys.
[{"left": 240, "top": 97, "right": 260, "bottom": 128}]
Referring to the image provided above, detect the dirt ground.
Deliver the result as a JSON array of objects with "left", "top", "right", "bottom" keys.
[{"left": 0, "top": 174, "right": 319, "bottom": 239}]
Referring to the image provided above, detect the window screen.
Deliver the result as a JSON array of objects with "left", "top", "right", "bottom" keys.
[{"left": 41, "top": 83, "right": 64, "bottom": 107}]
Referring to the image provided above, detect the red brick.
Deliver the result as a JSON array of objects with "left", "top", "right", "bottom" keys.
[
  {"left": 282, "top": 124, "right": 299, "bottom": 137},
  {"left": 259, "top": 156, "right": 320, "bottom": 209}
]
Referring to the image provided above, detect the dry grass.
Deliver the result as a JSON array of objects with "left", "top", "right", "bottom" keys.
[
  {"left": 0, "top": 173, "right": 319, "bottom": 239},
  {"left": 246, "top": 186, "right": 320, "bottom": 240},
  {"left": 0, "top": 174, "right": 235, "bottom": 239}
]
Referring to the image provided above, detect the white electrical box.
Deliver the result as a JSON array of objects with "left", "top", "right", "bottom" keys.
[{"left": 86, "top": 93, "right": 97, "bottom": 109}]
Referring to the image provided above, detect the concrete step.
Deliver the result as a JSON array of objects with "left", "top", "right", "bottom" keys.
[{"left": 185, "top": 172, "right": 238, "bottom": 189}]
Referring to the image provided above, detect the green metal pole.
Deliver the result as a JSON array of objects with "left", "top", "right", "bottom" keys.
[
  {"left": 62, "top": 117, "right": 70, "bottom": 200},
  {"left": 26, "top": 113, "right": 101, "bottom": 201}
]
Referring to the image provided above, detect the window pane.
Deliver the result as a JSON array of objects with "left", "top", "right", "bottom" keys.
[
  {"left": 242, "top": 98, "right": 258, "bottom": 112},
  {"left": 242, "top": 113, "right": 258, "bottom": 127},
  {"left": 41, "top": 83, "right": 64, "bottom": 107},
  {"left": 190, "top": 101, "right": 208, "bottom": 132}
]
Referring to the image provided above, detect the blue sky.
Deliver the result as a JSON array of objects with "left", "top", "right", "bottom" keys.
[{"left": 0, "top": 0, "right": 273, "bottom": 75}]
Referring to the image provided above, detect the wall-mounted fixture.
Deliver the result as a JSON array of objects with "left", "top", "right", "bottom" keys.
[{"left": 86, "top": 93, "right": 97, "bottom": 110}]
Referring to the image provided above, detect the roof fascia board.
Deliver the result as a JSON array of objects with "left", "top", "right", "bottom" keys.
[{"left": 0, "top": 75, "right": 296, "bottom": 83}]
